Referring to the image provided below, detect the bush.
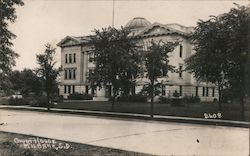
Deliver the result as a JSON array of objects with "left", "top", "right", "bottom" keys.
[
  {"left": 28, "top": 96, "right": 48, "bottom": 107},
  {"left": 8, "top": 97, "right": 26, "bottom": 105},
  {"left": 68, "top": 93, "right": 93, "bottom": 100},
  {"left": 183, "top": 96, "right": 201, "bottom": 103},
  {"left": 117, "top": 94, "right": 147, "bottom": 103},
  {"left": 159, "top": 96, "right": 171, "bottom": 104},
  {"left": 172, "top": 90, "right": 180, "bottom": 97},
  {"left": 170, "top": 97, "right": 183, "bottom": 106},
  {"left": 53, "top": 95, "right": 64, "bottom": 103}
]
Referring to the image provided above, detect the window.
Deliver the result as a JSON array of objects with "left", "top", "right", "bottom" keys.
[
  {"left": 69, "top": 54, "right": 72, "bottom": 63},
  {"left": 179, "top": 45, "right": 183, "bottom": 58},
  {"left": 68, "top": 69, "right": 71, "bottom": 79},
  {"left": 162, "top": 85, "right": 166, "bottom": 96},
  {"left": 64, "top": 85, "right": 67, "bottom": 93},
  {"left": 212, "top": 88, "right": 215, "bottom": 97},
  {"left": 179, "top": 86, "right": 182, "bottom": 96},
  {"left": 68, "top": 85, "right": 71, "bottom": 94},
  {"left": 206, "top": 87, "right": 209, "bottom": 97},
  {"left": 73, "top": 53, "right": 76, "bottom": 63},
  {"left": 195, "top": 86, "right": 198, "bottom": 96},
  {"left": 65, "top": 54, "right": 68, "bottom": 63},
  {"left": 179, "top": 65, "right": 183, "bottom": 78},
  {"left": 72, "top": 85, "right": 75, "bottom": 93},
  {"left": 202, "top": 87, "right": 205, "bottom": 96},
  {"left": 73, "top": 69, "right": 76, "bottom": 79},
  {"left": 64, "top": 70, "right": 68, "bottom": 79}
]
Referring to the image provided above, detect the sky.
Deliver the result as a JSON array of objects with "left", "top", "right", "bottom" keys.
[{"left": 9, "top": 0, "right": 249, "bottom": 70}]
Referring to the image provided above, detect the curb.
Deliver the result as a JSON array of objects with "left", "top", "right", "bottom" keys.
[{"left": 0, "top": 105, "right": 249, "bottom": 128}]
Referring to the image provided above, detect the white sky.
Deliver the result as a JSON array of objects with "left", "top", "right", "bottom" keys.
[{"left": 10, "top": 0, "right": 249, "bottom": 70}]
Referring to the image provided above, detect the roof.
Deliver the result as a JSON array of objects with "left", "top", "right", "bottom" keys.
[
  {"left": 58, "top": 17, "right": 194, "bottom": 47},
  {"left": 125, "top": 17, "right": 151, "bottom": 30}
]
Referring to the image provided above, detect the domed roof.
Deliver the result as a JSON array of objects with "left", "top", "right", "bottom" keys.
[{"left": 125, "top": 17, "right": 151, "bottom": 29}]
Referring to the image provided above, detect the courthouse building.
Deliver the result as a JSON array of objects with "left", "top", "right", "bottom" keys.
[{"left": 57, "top": 17, "right": 218, "bottom": 101}]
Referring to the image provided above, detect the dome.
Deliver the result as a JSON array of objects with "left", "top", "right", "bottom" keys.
[{"left": 125, "top": 17, "right": 151, "bottom": 29}]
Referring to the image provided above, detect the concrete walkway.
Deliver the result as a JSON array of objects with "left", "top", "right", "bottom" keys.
[{"left": 0, "top": 109, "right": 249, "bottom": 155}]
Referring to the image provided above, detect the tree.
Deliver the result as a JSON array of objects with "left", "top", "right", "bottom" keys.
[
  {"left": 9, "top": 69, "right": 42, "bottom": 96},
  {"left": 185, "top": 4, "right": 250, "bottom": 120},
  {"left": 185, "top": 16, "right": 227, "bottom": 111},
  {"left": 36, "top": 44, "right": 59, "bottom": 110},
  {"left": 0, "top": 0, "right": 24, "bottom": 93},
  {"left": 145, "top": 40, "right": 179, "bottom": 117},
  {"left": 88, "top": 27, "right": 142, "bottom": 109}
]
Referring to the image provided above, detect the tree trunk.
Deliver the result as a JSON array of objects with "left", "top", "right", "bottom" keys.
[
  {"left": 240, "top": 94, "right": 245, "bottom": 121},
  {"left": 218, "top": 85, "right": 222, "bottom": 112},
  {"left": 46, "top": 89, "right": 51, "bottom": 111},
  {"left": 150, "top": 80, "right": 154, "bottom": 118},
  {"left": 111, "top": 86, "right": 116, "bottom": 112}
]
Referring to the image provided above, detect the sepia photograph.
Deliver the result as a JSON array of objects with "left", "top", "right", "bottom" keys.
[{"left": 0, "top": 0, "right": 249, "bottom": 155}]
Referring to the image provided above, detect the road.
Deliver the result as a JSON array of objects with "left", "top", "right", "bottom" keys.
[{"left": 0, "top": 109, "right": 249, "bottom": 155}]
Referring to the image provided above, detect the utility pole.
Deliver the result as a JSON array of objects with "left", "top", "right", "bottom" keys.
[{"left": 112, "top": 0, "right": 115, "bottom": 27}]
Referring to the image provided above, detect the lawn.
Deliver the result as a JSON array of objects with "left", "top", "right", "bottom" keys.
[
  {"left": 54, "top": 101, "right": 250, "bottom": 122},
  {"left": 0, "top": 131, "right": 152, "bottom": 156}
]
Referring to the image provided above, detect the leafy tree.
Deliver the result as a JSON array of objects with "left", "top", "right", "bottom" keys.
[
  {"left": 9, "top": 69, "right": 42, "bottom": 96},
  {"left": 145, "top": 40, "right": 179, "bottom": 117},
  {"left": 185, "top": 16, "right": 227, "bottom": 111},
  {"left": 88, "top": 27, "right": 142, "bottom": 109},
  {"left": 185, "top": 4, "right": 250, "bottom": 120},
  {"left": 36, "top": 44, "right": 59, "bottom": 110},
  {"left": 0, "top": 0, "right": 24, "bottom": 93}
]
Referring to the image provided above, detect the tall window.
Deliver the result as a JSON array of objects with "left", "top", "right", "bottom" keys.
[
  {"left": 195, "top": 86, "right": 198, "bottom": 96},
  {"left": 179, "top": 85, "right": 182, "bottom": 96},
  {"left": 212, "top": 88, "right": 215, "bottom": 97},
  {"left": 73, "top": 69, "right": 76, "bottom": 79},
  {"left": 162, "top": 85, "right": 166, "bottom": 96},
  {"left": 202, "top": 87, "right": 205, "bottom": 96},
  {"left": 68, "top": 69, "right": 72, "bottom": 79},
  {"left": 179, "top": 65, "right": 183, "bottom": 78},
  {"left": 69, "top": 54, "right": 72, "bottom": 63},
  {"left": 72, "top": 85, "right": 75, "bottom": 93},
  {"left": 73, "top": 53, "right": 76, "bottom": 63},
  {"left": 65, "top": 54, "right": 68, "bottom": 63},
  {"left": 68, "top": 85, "right": 71, "bottom": 94},
  {"left": 179, "top": 45, "right": 183, "bottom": 58},
  {"left": 64, "top": 70, "right": 68, "bottom": 79},
  {"left": 64, "top": 85, "right": 67, "bottom": 93},
  {"left": 206, "top": 87, "right": 209, "bottom": 97}
]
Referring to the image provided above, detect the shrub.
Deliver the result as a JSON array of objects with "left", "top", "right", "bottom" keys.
[
  {"left": 8, "top": 97, "right": 26, "bottom": 105},
  {"left": 159, "top": 96, "right": 171, "bottom": 104},
  {"left": 172, "top": 90, "right": 180, "bottom": 97},
  {"left": 170, "top": 97, "right": 183, "bottom": 106},
  {"left": 213, "top": 98, "right": 218, "bottom": 102},
  {"left": 53, "top": 95, "right": 64, "bottom": 103},
  {"left": 68, "top": 93, "right": 93, "bottom": 100},
  {"left": 28, "top": 96, "right": 48, "bottom": 107},
  {"left": 117, "top": 94, "right": 147, "bottom": 103},
  {"left": 183, "top": 96, "right": 201, "bottom": 103}
]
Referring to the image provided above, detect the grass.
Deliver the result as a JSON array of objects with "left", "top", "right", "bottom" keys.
[
  {"left": 0, "top": 131, "right": 153, "bottom": 156},
  {"left": 54, "top": 101, "right": 250, "bottom": 122}
]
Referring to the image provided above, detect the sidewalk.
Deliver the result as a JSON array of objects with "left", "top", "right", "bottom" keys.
[{"left": 0, "top": 105, "right": 249, "bottom": 128}]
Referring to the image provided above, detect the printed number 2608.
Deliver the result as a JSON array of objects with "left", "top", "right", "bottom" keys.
[{"left": 204, "top": 113, "right": 222, "bottom": 119}]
